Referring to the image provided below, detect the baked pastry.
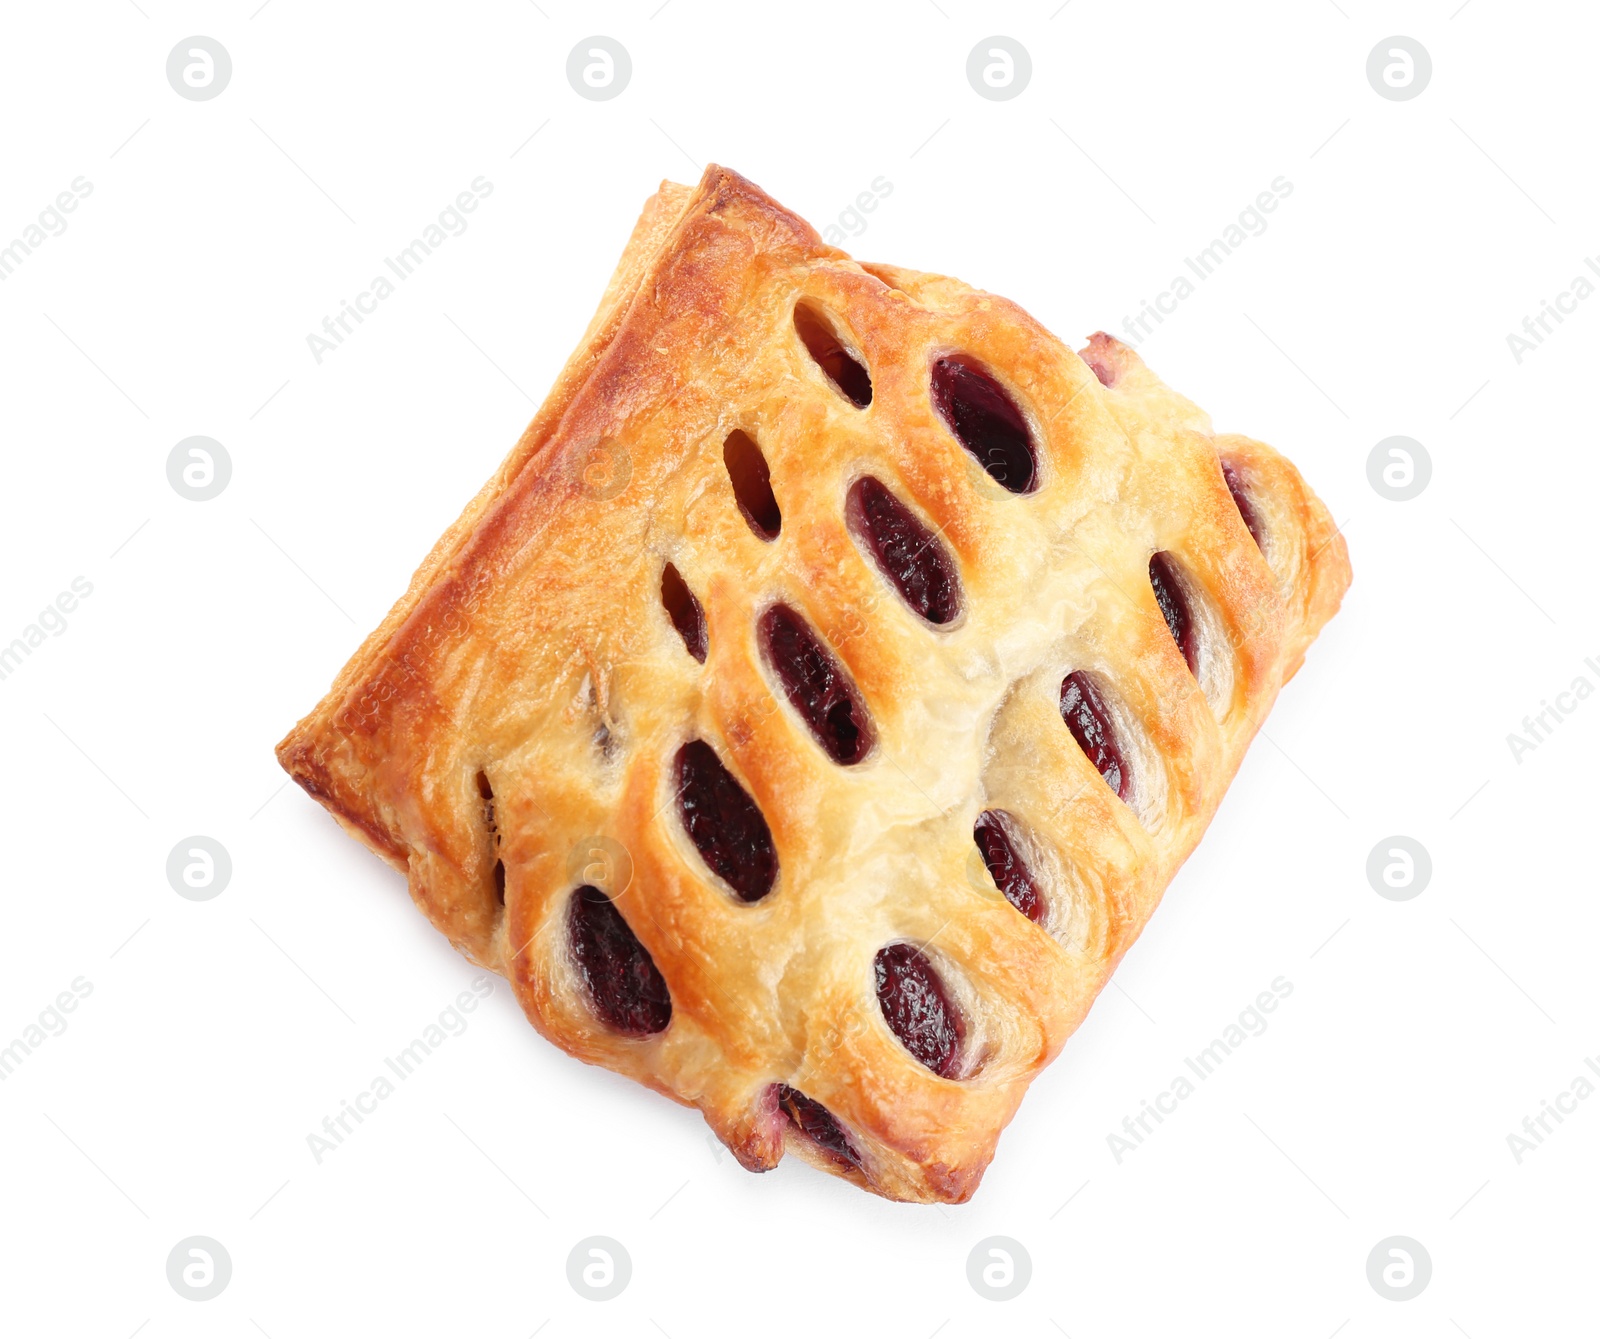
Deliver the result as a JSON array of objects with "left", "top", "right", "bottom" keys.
[{"left": 277, "top": 165, "right": 1349, "bottom": 1203}]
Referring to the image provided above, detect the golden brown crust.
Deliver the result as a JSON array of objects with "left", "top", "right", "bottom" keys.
[{"left": 277, "top": 167, "right": 1350, "bottom": 1202}]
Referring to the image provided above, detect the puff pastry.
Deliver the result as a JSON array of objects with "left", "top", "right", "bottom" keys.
[{"left": 277, "top": 165, "right": 1349, "bottom": 1203}]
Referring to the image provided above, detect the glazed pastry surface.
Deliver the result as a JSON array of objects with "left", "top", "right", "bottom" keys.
[{"left": 278, "top": 165, "right": 1350, "bottom": 1203}]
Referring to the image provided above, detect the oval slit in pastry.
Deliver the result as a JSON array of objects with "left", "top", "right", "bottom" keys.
[
  {"left": 793, "top": 301, "right": 872, "bottom": 407},
  {"left": 972, "top": 809, "right": 1045, "bottom": 923},
  {"left": 673, "top": 740, "right": 778, "bottom": 903},
  {"left": 567, "top": 885, "right": 672, "bottom": 1036},
  {"left": 775, "top": 1084, "right": 861, "bottom": 1170},
  {"left": 930, "top": 355, "right": 1038, "bottom": 494},
  {"left": 723, "top": 430, "right": 782, "bottom": 540},
  {"left": 475, "top": 769, "right": 505, "bottom": 906},
  {"left": 660, "top": 561, "right": 708, "bottom": 662},
  {"left": 1220, "top": 458, "right": 1266, "bottom": 551},
  {"left": 758, "top": 603, "right": 876, "bottom": 766},
  {"left": 1148, "top": 551, "right": 1235, "bottom": 714},
  {"left": 1149, "top": 552, "right": 1199, "bottom": 675},
  {"left": 1058, "top": 670, "right": 1133, "bottom": 802},
  {"left": 873, "top": 942, "right": 965, "bottom": 1078},
  {"left": 845, "top": 475, "right": 962, "bottom": 626}
]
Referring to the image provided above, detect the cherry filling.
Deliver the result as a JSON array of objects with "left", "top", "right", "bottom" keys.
[
  {"left": 973, "top": 811, "right": 1044, "bottom": 922},
  {"left": 1148, "top": 552, "right": 1198, "bottom": 675},
  {"left": 1060, "top": 671, "right": 1131, "bottom": 802},
  {"left": 930, "top": 356, "right": 1037, "bottom": 494},
  {"left": 660, "top": 562, "right": 708, "bottom": 663},
  {"left": 874, "top": 943, "right": 964, "bottom": 1077},
  {"left": 567, "top": 885, "right": 672, "bottom": 1036},
  {"left": 776, "top": 1085, "right": 860, "bottom": 1170},
  {"left": 846, "top": 476, "right": 961, "bottom": 625},
  {"left": 794, "top": 302, "right": 872, "bottom": 407},
  {"left": 723, "top": 430, "right": 782, "bottom": 540},
  {"left": 674, "top": 740, "right": 777, "bottom": 902},
  {"left": 1220, "top": 459, "right": 1265, "bottom": 550},
  {"left": 758, "top": 604, "right": 875, "bottom": 765}
]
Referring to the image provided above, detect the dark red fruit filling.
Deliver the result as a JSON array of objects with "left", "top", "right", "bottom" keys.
[
  {"left": 1220, "top": 459, "right": 1265, "bottom": 550},
  {"left": 675, "top": 740, "right": 777, "bottom": 903},
  {"left": 776, "top": 1085, "right": 860, "bottom": 1169},
  {"left": 874, "top": 943, "right": 963, "bottom": 1077},
  {"left": 973, "top": 811, "right": 1044, "bottom": 922},
  {"left": 1148, "top": 552, "right": 1198, "bottom": 675},
  {"left": 723, "top": 430, "right": 781, "bottom": 540},
  {"left": 567, "top": 885, "right": 671, "bottom": 1036},
  {"left": 930, "top": 356, "right": 1037, "bottom": 494},
  {"left": 660, "top": 562, "right": 708, "bottom": 663},
  {"left": 794, "top": 303, "right": 872, "bottom": 407},
  {"left": 1060, "top": 670, "right": 1131, "bottom": 801},
  {"left": 758, "top": 604, "right": 875, "bottom": 765},
  {"left": 846, "top": 476, "right": 961, "bottom": 625}
]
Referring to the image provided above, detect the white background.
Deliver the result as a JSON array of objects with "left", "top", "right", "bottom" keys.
[{"left": 2, "top": 1, "right": 1595, "bottom": 1335}]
